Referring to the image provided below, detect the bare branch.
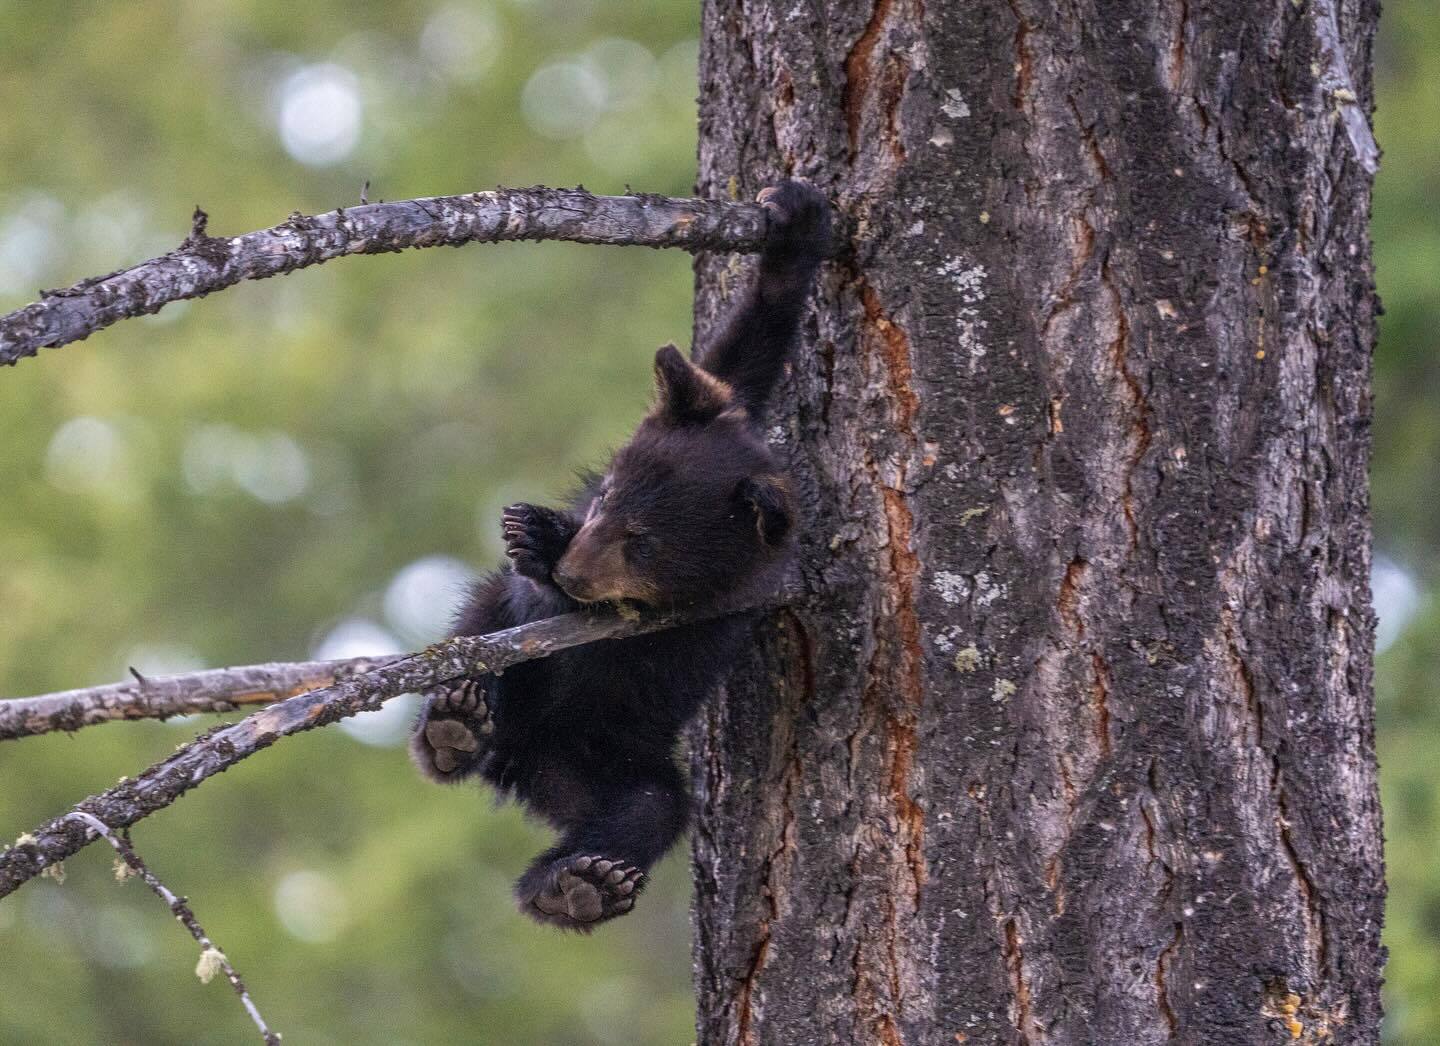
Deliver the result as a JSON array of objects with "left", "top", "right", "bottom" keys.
[
  {"left": 64, "top": 812, "right": 281, "bottom": 1045},
  {"left": 0, "top": 601, "right": 748, "bottom": 899},
  {"left": 1, "top": 656, "right": 402, "bottom": 741},
  {"left": 0, "top": 187, "right": 769, "bottom": 367}
]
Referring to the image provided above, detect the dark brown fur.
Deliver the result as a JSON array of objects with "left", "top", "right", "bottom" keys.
[{"left": 410, "top": 180, "right": 830, "bottom": 929}]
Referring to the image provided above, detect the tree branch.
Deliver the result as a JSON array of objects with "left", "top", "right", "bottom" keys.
[
  {"left": 0, "top": 601, "right": 749, "bottom": 899},
  {"left": 65, "top": 812, "right": 281, "bottom": 1045},
  {"left": 1, "top": 656, "right": 403, "bottom": 741},
  {"left": 0, "top": 187, "right": 769, "bottom": 367}
]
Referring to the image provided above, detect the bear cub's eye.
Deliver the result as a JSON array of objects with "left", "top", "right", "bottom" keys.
[
  {"left": 626, "top": 533, "right": 658, "bottom": 562},
  {"left": 587, "top": 484, "right": 613, "bottom": 522}
]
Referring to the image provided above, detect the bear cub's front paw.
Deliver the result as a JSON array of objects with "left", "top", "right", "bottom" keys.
[
  {"left": 410, "top": 678, "right": 494, "bottom": 782},
  {"left": 516, "top": 853, "right": 647, "bottom": 931},
  {"left": 502, "top": 503, "right": 577, "bottom": 583},
  {"left": 757, "top": 179, "right": 832, "bottom": 261}
]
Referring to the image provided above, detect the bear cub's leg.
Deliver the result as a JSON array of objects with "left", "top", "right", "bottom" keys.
[
  {"left": 409, "top": 677, "right": 495, "bottom": 783},
  {"left": 516, "top": 771, "right": 689, "bottom": 930}
]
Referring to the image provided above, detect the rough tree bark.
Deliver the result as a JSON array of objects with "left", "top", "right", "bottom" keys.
[{"left": 690, "top": 2, "right": 1383, "bottom": 1044}]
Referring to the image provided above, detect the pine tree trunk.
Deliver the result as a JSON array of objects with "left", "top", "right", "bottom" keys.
[{"left": 689, "top": 1, "right": 1384, "bottom": 1043}]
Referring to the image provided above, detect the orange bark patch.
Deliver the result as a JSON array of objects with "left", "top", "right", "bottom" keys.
[
  {"left": 862, "top": 283, "right": 919, "bottom": 431},
  {"left": 851, "top": 274, "right": 927, "bottom": 1042},
  {"left": 1004, "top": 918, "right": 1037, "bottom": 1044},
  {"left": 844, "top": 0, "right": 908, "bottom": 161}
]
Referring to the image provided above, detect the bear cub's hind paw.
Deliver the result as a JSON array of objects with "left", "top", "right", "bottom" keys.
[
  {"left": 517, "top": 854, "right": 646, "bottom": 931},
  {"left": 410, "top": 678, "right": 494, "bottom": 782}
]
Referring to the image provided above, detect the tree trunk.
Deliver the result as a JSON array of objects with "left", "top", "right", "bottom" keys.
[{"left": 690, "top": 1, "right": 1384, "bottom": 1043}]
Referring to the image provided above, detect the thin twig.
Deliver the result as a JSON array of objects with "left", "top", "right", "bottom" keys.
[
  {"left": 0, "top": 187, "right": 768, "bottom": 367},
  {"left": 1, "top": 656, "right": 402, "bottom": 741},
  {"left": 63, "top": 812, "right": 281, "bottom": 1045},
  {"left": 0, "top": 600, "right": 761, "bottom": 898}
]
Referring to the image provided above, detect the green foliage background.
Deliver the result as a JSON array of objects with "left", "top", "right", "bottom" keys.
[{"left": 0, "top": 2, "right": 1432, "bottom": 1043}]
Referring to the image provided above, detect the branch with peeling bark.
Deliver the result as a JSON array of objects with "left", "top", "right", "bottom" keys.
[
  {"left": 0, "top": 187, "right": 768, "bottom": 367},
  {"left": 0, "top": 599, "right": 762, "bottom": 899}
]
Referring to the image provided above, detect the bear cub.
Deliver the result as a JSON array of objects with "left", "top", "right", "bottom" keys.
[{"left": 410, "top": 180, "right": 830, "bottom": 929}]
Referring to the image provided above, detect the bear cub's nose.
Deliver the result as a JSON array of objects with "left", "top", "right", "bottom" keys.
[{"left": 552, "top": 568, "right": 590, "bottom": 601}]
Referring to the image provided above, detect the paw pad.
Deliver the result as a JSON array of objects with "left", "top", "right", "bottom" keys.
[
  {"left": 412, "top": 678, "right": 494, "bottom": 778},
  {"left": 522, "top": 854, "right": 646, "bottom": 929}
]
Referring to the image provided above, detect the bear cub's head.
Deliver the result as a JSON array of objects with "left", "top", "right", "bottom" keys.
[{"left": 551, "top": 345, "right": 793, "bottom": 608}]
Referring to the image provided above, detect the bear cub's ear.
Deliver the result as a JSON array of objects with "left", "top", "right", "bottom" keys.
[
  {"left": 653, "top": 344, "right": 733, "bottom": 424},
  {"left": 735, "top": 475, "right": 793, "bottom": 547}
]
